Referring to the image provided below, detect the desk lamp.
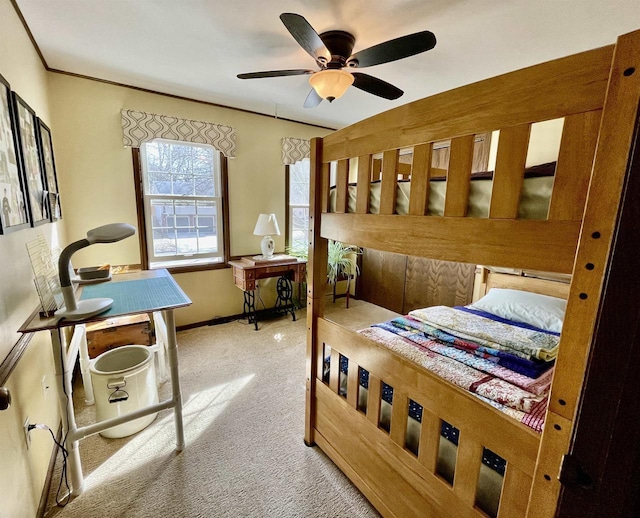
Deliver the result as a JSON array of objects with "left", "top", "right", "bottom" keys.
[
  {"left": 55, "top": 223, "right": 136, "bottom": 321},
  {"left": 253, "top": 213, "right": 280, "bottom": 260}
]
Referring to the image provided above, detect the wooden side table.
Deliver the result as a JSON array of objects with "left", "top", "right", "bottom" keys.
[{"left": 229, "top": 255, "right": 306, "bottom": 330}]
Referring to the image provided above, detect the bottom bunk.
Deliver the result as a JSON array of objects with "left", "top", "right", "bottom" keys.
[{"left": 308, "top": 272, "right": 569, "bottom": 518}]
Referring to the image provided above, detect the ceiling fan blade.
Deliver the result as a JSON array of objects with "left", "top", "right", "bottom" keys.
[
  {"left": 351, "top": 73, "right": 403, "bottom": 100},
  {"left": 303, "top": 88, "right": 323, "bottom": 109},
  {"left": 348, "top": 31, "right": 436, "bottom": 68},
  {"left": 237, "top": 69, "right": 314, "bottom": 79},
  {"left": 280, "top": 13, "right": 331, "bottom": 62}
]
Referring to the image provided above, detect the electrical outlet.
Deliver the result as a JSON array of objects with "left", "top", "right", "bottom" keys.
[{"left": 23, "top": 417, "right": 31, "bottom": 450}]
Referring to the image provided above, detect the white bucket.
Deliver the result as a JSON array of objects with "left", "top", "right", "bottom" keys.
[{"left": 90, "top": 345, "right": 159, "bottom": 438}]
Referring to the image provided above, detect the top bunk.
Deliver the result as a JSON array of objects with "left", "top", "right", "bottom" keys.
[{"left": 311, "top": 43, "right": 615, "bottom": 275}]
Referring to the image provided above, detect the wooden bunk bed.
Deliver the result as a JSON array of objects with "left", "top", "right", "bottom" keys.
[{"left": 304, "top": 29, "right": 640, "bottom": 518}]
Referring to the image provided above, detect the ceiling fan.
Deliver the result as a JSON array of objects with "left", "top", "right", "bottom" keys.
[{"left": 237, "top": 13, "right": 436, "bottom": 108}]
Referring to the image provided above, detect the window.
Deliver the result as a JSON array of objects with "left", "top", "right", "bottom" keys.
[
  {"left": 286, "top": 158, "right": 310, "bottom": 252},
  {"left": 137, "top": 139, "right": 229, "bottom": 270}
]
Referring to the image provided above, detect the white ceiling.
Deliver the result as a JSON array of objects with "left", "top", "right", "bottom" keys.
[{"left": 15, "top": 0, "right": 640, "bottom": 130}]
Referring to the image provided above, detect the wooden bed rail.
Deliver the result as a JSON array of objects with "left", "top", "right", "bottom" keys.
[
  {"left": 319, "top": 99, "right": 601, "bottom": 273},
  {"left": 315, "top": 317, "right": 540, "bottom": 518},
  {"left": 325, "top": 107, "right": 602, "bottom": 219},
  {"left": 318, "top": 46, "right": 611, "bottom": 277},
  {"left": 321, "top": 45, "right": 613, "bottom": 162},
  {"left": 321, "top": 214, "right": 580, "bottom": 274}
]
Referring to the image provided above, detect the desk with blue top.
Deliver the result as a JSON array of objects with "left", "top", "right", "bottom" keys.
[{"left": 18, "top": 269, "right": 191, "bottom": 497}]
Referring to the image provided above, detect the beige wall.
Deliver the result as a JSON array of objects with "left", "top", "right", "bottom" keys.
[
  {"left": 1, "top": 0, "right": 329, "bottom": 513},
  {"left": 1, "top": 0, "right": 62, "bottom": 515},
  {"left": 48, "top": 74, "right": 329, "bottom": 326}
]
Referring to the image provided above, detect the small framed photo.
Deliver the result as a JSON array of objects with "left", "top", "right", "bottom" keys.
[
  {"left": 13, "top": 92, "right": 49, "bottom": 226},
  {"left": 37, "top": 119, "right": 61, "bottom": 221},
  {"left": 0, "top": 74, "right": 30, "bottom": 234}
]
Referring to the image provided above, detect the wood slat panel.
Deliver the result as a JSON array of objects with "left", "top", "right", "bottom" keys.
[
  {"left": 390, "top": 390, "right": 409, "bottom": 447},
  {"left": 347, "top": 359, "right": 359, "bottom": 409},
  {"left": 489, "top": 124, "right": 531, "bottom": 219},
  {"left": 454, "top": 437, "right": 483, "bottom": 505},
  {"left": 444, "top": 135, "right": 475, "bottom": 217},
  {"left": 355, "top": 154, "right": 372, "bottom": 214},
  {"left": 380, "top": 149, "right": 400, "bottom": 215},
  {"left": 408, "top": 143, "right": 433, "bottom": 215},
  {"left": 485, "top": 271, "right": 570, "bottom": 299},
  {"left": 358, "top": 249, "right": 407, "bottom": 314},
  {"left": 314, "top": 382, "right": 485, "bottom": 518},
  {"left": 322, "top": 45, "right": 613, "bottom": 162},
  {"left": 366, "top": 373, "right": 382, "bottom": 428},
  {"left": 321, "top": 162, "right": 330, "bottom": 213},
  {"left": 316, "top": 342, "right": 324, "bottom": 386},
  {"left": 418, "top": 408, "right": 441, "bottom": 473},
  {"left": 334, "top": 159, "right": 349, "bottom": 213},
  {"left": 547, "top": 110, "right": 602, "bottom": 221},
  {"left": 498, "top": 464, "right": 532, "bottom": 518},
  {"left": 403, "top": 258, "right": 475, "bottom": 314},
  {"left": 329, "top": 350, "right": 340, "bottom": 394},
  {"left": 317, "top": 318, "right": 540, "bottom": 476},
  {"left": 313, "top": 430, "right": 396, "bottom": 518},
  {"left": 321, "top": 214, "right": 580, "bottom": 274},
  {"left": 372, "top": 158, "right": 382, "bottom": 180}
]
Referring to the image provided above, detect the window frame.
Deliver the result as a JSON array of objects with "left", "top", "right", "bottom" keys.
[
  {"left": 285, "top": 159, "right": 310, "bottom": 251},
  {"left": 132, "top": 143, "right": 230, "bottom": 274}
]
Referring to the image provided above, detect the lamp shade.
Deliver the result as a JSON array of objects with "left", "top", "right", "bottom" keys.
[
  {"left": 309, "top": 69, "right": 354, "bottom": 102},
  {"left": 253, "top": 214, "right": 280, "bottom": 236}
]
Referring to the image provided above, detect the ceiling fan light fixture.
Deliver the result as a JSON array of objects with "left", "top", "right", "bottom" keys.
[{"left": 309, "top": 69, "right": 354, "bottom": 102}]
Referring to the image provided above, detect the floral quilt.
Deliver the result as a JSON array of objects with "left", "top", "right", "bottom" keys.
[
  {"left": 409, "top": 306, "right": 560, "bottom": 361},
  {"left": 359, "top": 314, "right": 555, "bottom": 432}
]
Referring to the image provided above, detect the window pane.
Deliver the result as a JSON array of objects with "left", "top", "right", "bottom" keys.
[
  {"left": 291, "top": 207, "right": 309, "bottom": 249},
  {"left": 288, "top": 159, "right": 310, "bottom": 248},
  {"left": 290, "top": 159, "right": 310, "bottom": 205},
  {"left": 142, "top": 139, "right": 223, "bottom": 268},
  {"left": 149, "top": 199, "right": 219, "bottom": 257}
]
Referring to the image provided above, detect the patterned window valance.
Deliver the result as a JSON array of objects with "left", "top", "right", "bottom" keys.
[
  {"left": 282, "top": 137, "right": 310, "bottom": 165},
  {"left": 121, "top": 109, "right": 236, "bottom": 158}
]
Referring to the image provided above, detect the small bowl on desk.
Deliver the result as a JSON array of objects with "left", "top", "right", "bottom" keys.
[{"left": 77, "top": 265, "right": 111, "bottom": 282}]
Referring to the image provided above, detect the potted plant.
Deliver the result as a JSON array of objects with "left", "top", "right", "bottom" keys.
[{"left": 286, "top": 240, "right": 361, "bottom": 285}]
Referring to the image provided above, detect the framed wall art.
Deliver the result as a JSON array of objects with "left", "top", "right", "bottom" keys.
[
  {"left": 0, "top": 73, "right": 30, "bottom": 234},
  {"left": 36, "top": 119, "right": 61, "bottom": 221},
  {"left": 13, "top": 92, "right": 49, "bottom": 226}
]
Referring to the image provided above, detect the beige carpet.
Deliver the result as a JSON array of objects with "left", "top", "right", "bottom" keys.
[{"left": 43, "top": 299, "right": 397, "bottom": 518}]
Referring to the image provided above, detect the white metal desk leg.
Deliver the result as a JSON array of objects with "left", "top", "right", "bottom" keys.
[
  {"left": 164, "top": 309, "right": 185, "bottom": 450},
  {"left": 152, "top": 311, "right": 168, "bottom": 382},
  {"left": 51, "top": 328, "right": 84, "bottom": 496},
  {"left": 75, "top": 324, "right": 95, "bottom": 405}
]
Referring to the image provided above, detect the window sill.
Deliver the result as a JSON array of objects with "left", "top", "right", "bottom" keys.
[{"left": 152, "top": 262, "right": 231, "bottom": 275}]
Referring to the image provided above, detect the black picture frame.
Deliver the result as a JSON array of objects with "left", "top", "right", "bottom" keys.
[
  {"left": 13, "top": 92, "right": 49, "bottom": 226},
  {"left": 36, "top": 119, "right": 61, "bottom": 221},
  {"left": 0, "top": 73, "right": 31, "bottom": 233}
]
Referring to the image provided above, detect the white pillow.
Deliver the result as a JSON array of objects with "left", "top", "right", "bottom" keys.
[{"left": 468, "top": 288, "right": 566, "bottom": 333}]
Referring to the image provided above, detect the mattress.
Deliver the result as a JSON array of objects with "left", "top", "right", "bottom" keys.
[{"left": 329, "top": 162, "right": 556, "bottom": 219}]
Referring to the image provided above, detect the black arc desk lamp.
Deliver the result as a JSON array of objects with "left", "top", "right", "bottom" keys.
[{"left": 55, "top": 223, "right": 136, "bottom": 321}]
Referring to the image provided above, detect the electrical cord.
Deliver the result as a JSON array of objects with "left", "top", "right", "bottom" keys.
[
  {"left": 28, "top": 423, "right": 70, "bottom": 506},
  {"left": 52, "top": 328, "right": 72, "bottom": 507}
]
